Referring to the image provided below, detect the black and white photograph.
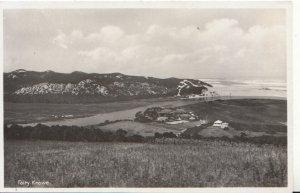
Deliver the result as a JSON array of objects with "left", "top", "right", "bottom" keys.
[{"left": 1, "top": 1, "right": 292, "bottom": 191}]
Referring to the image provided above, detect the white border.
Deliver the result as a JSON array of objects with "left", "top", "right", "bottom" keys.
[
  {"left": 293, "top": 0, "right": 300, "bottom": 192},
  {"left": 0, "top": 1, "right": 294, "bottom": 193}
]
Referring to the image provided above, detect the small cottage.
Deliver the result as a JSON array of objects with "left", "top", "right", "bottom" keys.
[
  {"left": 213, "top": 120, "right": 229, "bottom": 128},
  {"left": 221, "top": 122, "right": 229, "bottom": 128},
  {"left": 189, "top": 117, "right": 196, "bottom": 120},
  {"left": 213, "top": 120, "right": 223, "bottom": 127},
  {"left": 157, "top": 116, "right": 168, "bottom": 122}
]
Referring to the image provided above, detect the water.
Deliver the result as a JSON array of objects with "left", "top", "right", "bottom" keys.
[
  {"left": 19, "top": 95, "right": 285, "bottom": 127},
  {"left": 202, "top": 79, "right": 287, "bottom": 98},
  {"left": 19, "top": 98, "right": 205, "bottom": 127}
]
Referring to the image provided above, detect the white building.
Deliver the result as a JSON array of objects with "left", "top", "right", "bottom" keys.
[
  {"left": 213, "top": 120, "right": 229, "bottom": 128},
  {"left": 213, "top": 120, "right": 223, "bottom": 127},
  {"left": 157, "top": 116, "right": 168, "bottom": 122},
  {"left": 221, "top": 122, "right": 229, "bottom": 128}
]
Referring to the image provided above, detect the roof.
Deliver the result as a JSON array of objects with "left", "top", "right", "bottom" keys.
[
  {"left": 157, "top": 117, "right": 168, "bottom": 120},
  {"left": 214, "top": 120, "right": 222, "bottom": 124}
]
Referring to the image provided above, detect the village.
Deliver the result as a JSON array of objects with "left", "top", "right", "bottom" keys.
[
  {"left": 134, "top": 106, "right": 229, "bottom": 129},
  {"left": 135, "top": 107, "right": 198, "bottom": 124}
]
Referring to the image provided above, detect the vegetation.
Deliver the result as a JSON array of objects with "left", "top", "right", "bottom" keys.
[
  {"left": 4, "top": 124, "right": 145, "bottom": 143},
  {"left": 134, "top": 107, "right": 163, "bottom": 122},
  {"left": 92, "top": 120, "right": 180, "bottom": 137},
  {"left": 134, "top": 106, "right": 198, "bottom": 123},
  {"left": 5, "top": 140, "right": 287, "bottom": 187},
  {"left": 4, "top": 123, "right": 287, "bottom": 146},
  {"left": 187, "top": 99, "right": 286, "bottom": 123},
  {"left": 4, "top": 70, "right": 211, "bottom": 103},
  {"left": 4, "top": 98, "right": 288, "bottom": 187},
  {"left": 4, "top": 98, "right": 172, "bottom": 124},
  {"left": 184, "top": 99, "right": 287, "bottom": 133}
]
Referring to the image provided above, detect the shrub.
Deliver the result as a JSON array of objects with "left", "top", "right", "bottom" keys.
[{"left": 162, "top": 132, "right": 176, "bottom": 138}]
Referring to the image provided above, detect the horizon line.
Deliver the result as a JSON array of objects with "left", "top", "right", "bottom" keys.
[{"left": 3, "top": 68, "right": 287, "bottom": 82}]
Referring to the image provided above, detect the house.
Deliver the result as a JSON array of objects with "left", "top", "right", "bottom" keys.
[
  {"left": 213, "top": 120, "right": 229, "bottom": 128},
  {"left": 221, "top": 122, "right": 229, "bottom": 128},
  {"left": 157, "top": 116, "right": 168, "bottom": 122},
  {"left": 189, "top": 117, "right": 196, "bottom": 120},
  {"left": 196, "top": 119, "right": 208, "bottom": 126},
  {"left": 189, "top": 112, "right": 195, "bottom": 116},
  {"left": 213, "top": 120, "right": 223, "bottom": 127}
]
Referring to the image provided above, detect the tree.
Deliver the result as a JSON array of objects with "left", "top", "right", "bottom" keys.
[
  {"left": 154, "top": 132, "right": 163, "bottom": 138},
  {"left": 144, "top": 107, "right": 159, "bottom": 120},
  {"left": 130, "top": 134, "right": 144, "bottom": 142},
  {"left": 162, "top": 132, "right": 176, "bottom": 138},
  {"left": 135, "top": 111, "right": 144, "bottom": 119},
  {"left": 134, "top": 111, "right": 151, "bottom": 122},
  {"left": 116, "top": 129, "right": 127, "bottom": 136},
  {"left": 241, "top": 132, "right": 247, "bottom": 138},
  {"left": 115, "top": 129, "right": 128, "bottom": 141}
]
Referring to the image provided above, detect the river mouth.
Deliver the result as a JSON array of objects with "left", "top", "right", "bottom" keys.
[{"left": 18, "top": 95, "right": 286, "bottom": 127}]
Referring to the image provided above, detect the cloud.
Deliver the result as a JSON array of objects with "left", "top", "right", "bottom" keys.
[
  {"left": 51, "top": 19, "right": 286, "bottom": 79},
  {"left": 52, "top": 30, "right": 69, "bottom": 49},
  {"left": 100, "top": 25, "right": 124, "bottom": 41}
]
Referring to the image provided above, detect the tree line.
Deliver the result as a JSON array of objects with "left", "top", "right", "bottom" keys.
[
  {"left": 4, "top": 124, "right": 286, "bottom": 146},
  {"left": 4, "top": 124, "right": 177, "bottom": 143}
]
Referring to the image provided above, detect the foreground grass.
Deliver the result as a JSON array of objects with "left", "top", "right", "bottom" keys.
[{"left": 5, "top": 140, "right": 287, "bottom": 187}]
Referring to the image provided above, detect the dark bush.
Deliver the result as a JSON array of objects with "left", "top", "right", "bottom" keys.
[
  {"left": 154, "top": 132, "right": 163, "bottom": 138},
  {"left": 223, "top": 127, "right": 229, "bottom": 131},
  {"left": 162, "top": 132, "right": 177, "bottom": 138},
  {"left": 240, "top": 132, "right": 247, "bottom": 138},
  {"left": 129, "top": 134, "right": 145, "bottom": 142}
]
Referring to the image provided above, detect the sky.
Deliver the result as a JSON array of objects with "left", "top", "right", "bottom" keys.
[{"left": 4, "top": 9, "right": 287, "bottom": 80}]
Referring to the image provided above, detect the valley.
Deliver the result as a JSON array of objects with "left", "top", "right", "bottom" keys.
[
  {"left": 5, "top": 97, "right": 287, "bottom": 144},
  {"left": 3, "top": 70, "right": 288, "bottom": 188},
  {"left": 4, "top": 96, "right": 203, "bottom": 125}
]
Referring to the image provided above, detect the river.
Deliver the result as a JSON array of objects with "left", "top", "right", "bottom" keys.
[{"left": 19, "top": 95, "right": 285, "bottom": 127}]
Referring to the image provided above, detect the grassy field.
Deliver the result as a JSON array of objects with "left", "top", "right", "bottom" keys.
[
  {"left": 92, "top": 121, "right": 178, "bottom": 136},
  {"left": 184, "top": 99, "right": 287, "bottom": 133},
  {"left": 91, "top": 99, "right": 287, "bottom": 139},
  {"left": 186, "top": 99, "right": 287, "bottom": 124},
  {"left": 92, "top": 120, "right": 205, "bottom": 137},
  {"left": 5, "top": 140, "right": 287, "bottom": 187},
  {"left": 185, "top": 99, "right": 286, "bottom": 124}
]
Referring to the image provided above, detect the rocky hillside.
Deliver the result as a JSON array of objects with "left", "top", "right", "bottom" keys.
[{"left": 4, "top": 69, "right": 216, "bottom": 103}]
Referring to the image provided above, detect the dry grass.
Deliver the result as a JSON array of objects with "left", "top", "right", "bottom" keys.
[{"left": 5, "top": 140, "right": 287, "bottom": 187}]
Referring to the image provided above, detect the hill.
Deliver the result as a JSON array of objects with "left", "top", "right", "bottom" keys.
[
  {"left": 4, "top": 69, "right": 215, "bottom": 103},
  {"left": 181, "top": 99, "right": 287, "bottom": 137}
]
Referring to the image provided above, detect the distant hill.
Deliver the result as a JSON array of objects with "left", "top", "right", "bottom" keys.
[{"left": 4, "top": 69, "right": 216, "bottom": 103}]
